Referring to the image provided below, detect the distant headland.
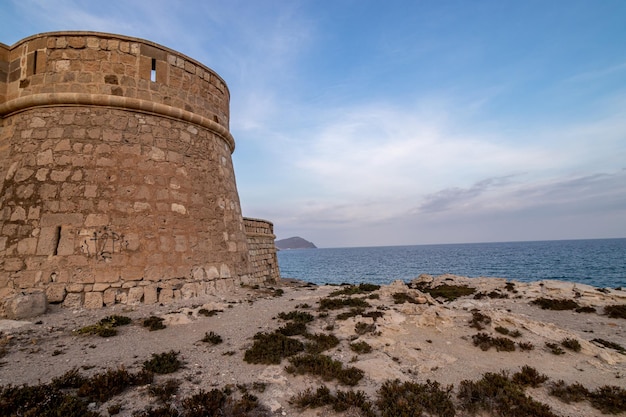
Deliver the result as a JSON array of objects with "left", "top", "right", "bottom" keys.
[{"left": 275, "top": 236, "right": 317, "bottom": 250}]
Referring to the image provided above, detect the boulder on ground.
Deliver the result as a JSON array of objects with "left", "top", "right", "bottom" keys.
[{"left": 4, "top": 291, "right": 47, "bottom": 319}]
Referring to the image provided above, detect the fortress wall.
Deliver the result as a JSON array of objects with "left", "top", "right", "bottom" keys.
[
  {"left": 244, "top": 218, "right": 279, "bottom": 284},
  {"left": 0, "top": 32, "right": 277, "bottom": 318},
  {"left": 0, "top": 32, "right": 230, "bottom": 132}
]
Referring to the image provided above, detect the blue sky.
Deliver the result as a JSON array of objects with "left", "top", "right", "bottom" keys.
[{"left": 2, "top": 0, "right": 625, "bottom": 247}]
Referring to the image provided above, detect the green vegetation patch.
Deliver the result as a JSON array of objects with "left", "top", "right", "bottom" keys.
[
  {"left": 592, "top": 338, "right": 626, "bottom": 354},
  {"left": 494, "top": 326, "right": 522, "bottom": 338},
  {"left": 286, "top": 354, "right": 364, "bottom": 386},
  {"left": 418, "top": 284, "right": 476, "bottom": 301},
  {"left": 549, "top": 380, "right": 590, "bottom": 403},
  {"left": 291, "top": 385, "right": 375, "bottom": 417},
  {"left": 350, "top": 341, "right": 373, "bottom": 354},
  {"left": 148, "top": 378, "right": 180, "bottom": 404},
  {"left": 329, "top": 283, "right": 380, "bottom": 297},
  {"left": 244, "top": 332, "right": 304, "bottom": 364},
  {"left": 201, "top": 331, "right": 223, "bottom": 345},
  {"left": 77, "top": 367, "right": 154, "bottom": 403},
  {"left": 531, "top": 297, "right": 580, "bottom": 311},
  {"left": 392, "top": 292, "right": 420, "bottom": 304},
  {"left": 143, "top": 316, "right": 166, "bottom": 331},
  {"left": 355, "top": 322, "right": 377, "bottom": 335},
  {"left": 277, "top": 310, "right": 315, "bottom": 323},
  {"left": 517, "top": 341, "right": 535, "bottom": 351},
  {"left": 319, "top": 297, "right": 370, "bottom": 310},
  {"left": 561, "top": 338, "right": 582, "bottom": 352},
  {"left": 469, "top": 310, "right": 491, "bottom": 330},
  {"left": 472, "top": 332, "right": 516, "bottom": 352},
  {"left": 143, "top": 350, "right": 183, "bottom": 374},
  {"left": 511, "top": 365, "right": 548, "bottom": 388},
  {"left": 604, "top": 304, "right": 626, "bottom": 319},
  {"left": 458, "top": 371, "right": 559, "bottom": 417},
  {"left": 135, "top": 388, "right": 270, "bottom": 417},
  {"left": 76, "top": 315, "right": 132, "bottom": 337},
  {"left": 277, "top": 321, "right": 308, "bottom": 336},
  {"left": 377, "top": 379, "right": 455, "bottom": 417},
  {"left": 549, "top": 380, "right": 626, "bottom": 415},
  {"left": 304, "top": 333, "right": 340, "bottom": 354},
  {"left": 545, "top": 342, "right": 565, "bottom": 355},
  {"left": 198, "top": 308, "right": 222, "bottom": 317}
]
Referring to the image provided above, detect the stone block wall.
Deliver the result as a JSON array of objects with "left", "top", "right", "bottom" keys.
[
  {"left": 0, "top": 32, "right": 277, "bottom": 317},
  {"left": 244, "top": 218, "right": 279, "bottom": 284}
]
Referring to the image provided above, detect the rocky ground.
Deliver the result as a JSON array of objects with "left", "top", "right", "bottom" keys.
[{"left": 0, "top": 275, "right": 625, "bottom": 416}]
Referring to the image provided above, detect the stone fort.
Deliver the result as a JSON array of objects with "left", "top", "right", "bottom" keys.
[{"left": 0, "top": 31, "right": 279, "bottom": 318}]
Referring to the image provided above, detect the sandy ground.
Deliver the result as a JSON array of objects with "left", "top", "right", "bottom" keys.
[{"left": 0, "top": 275, "right": 625, "bottom": 416}]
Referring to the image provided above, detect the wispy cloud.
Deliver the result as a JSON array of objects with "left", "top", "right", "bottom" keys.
[{"left": 565, "top": 62, "right": 626, "bottom": 83}]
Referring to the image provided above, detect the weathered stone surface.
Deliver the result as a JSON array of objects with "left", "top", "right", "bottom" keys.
[
  {"left": 143, "top": 285, "right": 158, "bottom": 304},
  {"left": 4, "top": 292, "right": 47, "bottom": 319},
  {"left": 103, "top": 288, "right": 118, "bottom": 306},
  {"left": 62, "top": 292, "right": 83, "bottom": 309},
  {"left": 127, "top": 287, "right": 144, "bottom": 304},
  {"left": 46, "top": 284, "right": 67, "bottom": 303},
  {"left": 84, "top": 292, "right": 104, "bottom": 309}
]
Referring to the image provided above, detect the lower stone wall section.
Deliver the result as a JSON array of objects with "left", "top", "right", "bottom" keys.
[{"left": 244, "top": 217, "right": 279, "bottom": 284}]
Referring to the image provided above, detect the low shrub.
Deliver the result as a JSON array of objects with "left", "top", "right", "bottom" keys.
[
  {"left": 243, "top": 332, "right": 304, "bottom": 364},
  {"left": 561, "top": 338, "right": 582, "bottom": 352},
  {"left": 329, "top": 283, "right": 380, "bottom": 297},
  {"left": 604, "top": 304, "right": 626, "bottom": 319},
  {"left": 512, "top": 365, "right": 548, "bottom": 387},
  {"left": 148, "top": 378, "right": 180, "bottom": 404},
  {"left": 377, "top": 379, "right": 455, "bottom": 417},
  {"left": 291, "top": 385, "right": 375, "bottom": 417},
  {"left": 517, "top": 341, "right": 535, "bottom": 351},
  {"left": 319, "top": 297, "right": 369, "bottom": 310},
  {"left": 0, "top": 383, "right": 101, "bottom": 417},
  {"left": 472, "top": 333, "right": 515, "bottom": 352},
  {"left": 286, "top": 354, "right": 364, "bottom": 386},
  {"left": 305, "top": 333, "right": 340, "bottom": 354},
  {"left": 78, "top": 367, "right": 153, "bottom": 402},
  {"left": 201, "top": 331, "right": 223, "bottom": 345},
  {"left": 575, "top": 305, "right": 596, "bottom": 313},
  {"left": 277, "top": 321, "right": 308, "bottom": 336},
  {"left": 143, "top": 351, "right": 182, "bottom": 374},
  {"left": 592, "top": 338, "right": 626, "bottom": 354},
  {"left": 474, "top": 290, "right": 508, "bottom": 299},
  {"left": 198, "top": 308, "right": 221, "bottom": 317},
  {"left": 336, "top": 308, "right": 365, "bottom": 320},
  {"left": 545, "top": 342, "right": 565, "bottom": 355},
  {"left": 143, "top": 316, "right": 166, "bottom": 331},
  {"left": 100, "top": 315, "right": 132, "bottom": 327},
  {"left": 76, "top": 315, "right": 131, "bottom": 337},
  {"left": 277, "top": 310, "right": 315, "bottom": 323},
  {"left": 494, "top": 326, "right": 509, "bottom": 335},
  {"left": 549, "top": 380, "right": 590, "bottom": 403},
  {"left": 350, "top": 341, "right": 372, "bottom": 354},
  {"left": 531, "top": 298, "right": 579, "bottom": 311},
  {"left": 421, "top": 284, "right": 476, "bottom": 301},
  {"left": 589, "top": 385, "right": 626, "bottom": 414},
  {"left": 392, "top": 292, "right": 419, "bottom": 304},
  {"left": 469, "top": 310, "right": 491, "bottom": 330},
  {"left": 355, "top": 322, "right": 377, "bottom": 335},
  {"left": 458, "top": 371, "right": 559, "bottom": 417}
]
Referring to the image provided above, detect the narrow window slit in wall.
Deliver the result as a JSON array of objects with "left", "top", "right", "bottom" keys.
[
  {"left": 52, "top": 226, "right": 62, "bottom": 256},
  {"left": 151, "top": 58, "right": 157, "bottom": 82},
  {"left": 32, "top": 51, "right": 38, "bottom": 74}
]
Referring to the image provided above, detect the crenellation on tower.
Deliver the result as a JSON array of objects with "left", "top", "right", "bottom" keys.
[{"left": 0, "top": 32, "right": 279, "bottom": 318}]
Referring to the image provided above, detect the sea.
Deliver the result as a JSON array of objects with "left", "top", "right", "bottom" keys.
[{"left": 277, "top": 238, "right": 626, "bottom": 289}]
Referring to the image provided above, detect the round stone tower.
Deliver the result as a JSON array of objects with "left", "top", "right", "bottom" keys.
[{"left": 0, "top": 32, "right": 272, "bottom": 317}]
